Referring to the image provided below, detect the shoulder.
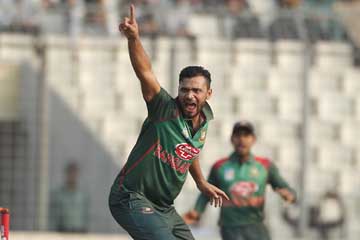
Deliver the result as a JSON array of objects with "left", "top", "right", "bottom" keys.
[
  {"left": 254, "top": 156, "right": 272, "bottom": 170},
  {"left": 212, "top": 157, "right": 230, "bottom": 171}
]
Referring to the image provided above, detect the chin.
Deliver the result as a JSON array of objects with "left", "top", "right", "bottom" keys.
[{"left": 182, "top": 110, "right": 199, "bottom": 119}]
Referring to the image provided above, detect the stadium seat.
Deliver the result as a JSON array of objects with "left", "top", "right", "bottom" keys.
[
  {"left": 0, "top": 34, "right": 35, "bottom": 63},
  {"left": 53, "top": 85, "right": 81, "bottom": 110},
  {"left": 233, "top": 39, "right": 271, "bottom": 70},
  {"left": 355, "top": 97, "right": 360, "bottom": 121},
  {"left": 313, "top": 41, "right": 352, "bottom": 73},
  {"left": 275, "top": 141, "right": 301, "bottom": 171},
  {"left": 343, "top": 67, "right": 360, "bottom": 97},
  {"left": 82, "top": 92, "right": 116, "bottom": 113},
  {"left": 316, "top": 93, "right": 353, "bottom": 123},
  {"left": 207, "top": 97, "right": 232, "bottom": 120},
  {"left": 339, "top": 120, "right": 360, "bottom": 147},
  {"left": 102, "top": 112, "right": 142, "bottom": 143},
  {"left": 267, "top": 67, "right": 303, "bottom": 94},
  {"left": 227, "top": 66, "right": 268, "bottom": 92},
  {"left": 233, "top": 91, "right": 277, "bottom": 120},
  {"left": 253, "top": 142, "right": 277, "bottom": 162},
  {"left": 260, "top": 120, "right": 301, "bottom": 145},
  {"left": 339, "top": 170, "right": 359, "bottom": 194},
  {"left": 306, "top": 168, "right": 337, "bottom": 193},
  {"left": 316, "top": 144, "right": 353, "bottom": 172},
  {"left": 188, "top": 14, "right": 220, "bottom": 38},
  {"left": 273, "top": 40, "right": 305, "bottom": 73},
  {"left": 276, "top": 92, "right": 303, "bottom": 123},
  {"left": 309, "top": 119, "right": 339, "bottom": 147},
  {"left": 309, "top": 68, "right": 342, "bottom": 96}
]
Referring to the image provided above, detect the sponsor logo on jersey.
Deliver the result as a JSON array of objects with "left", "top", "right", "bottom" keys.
[
  {"left": 224, "top": 168, "right": 235, "bottom": 181},
  {"left": 175, "top": 143, "right": 200, "bottom": 161},
  {"left": 230, "top": 181, "right": 259, "bottom": 198},
  {"left": 229, "top": 181, "right": 261, "bottom": 207},
  {"left": 154, "top": 144, "right": 194, "bottom": 174}
]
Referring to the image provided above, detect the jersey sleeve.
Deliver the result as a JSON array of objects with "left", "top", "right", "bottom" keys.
[
  {"left": 268, "top": 162, "right": 297, "bottom": 197},
  {"left": 146, "top": 87, "right": 175, "bottom": 122},
  {"left": 194, "top": 165, "right": 218, "bottom": 214}
]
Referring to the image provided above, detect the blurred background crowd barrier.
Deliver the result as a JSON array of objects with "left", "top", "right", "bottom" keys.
[{"left": 1, "top": 0, "right": 360, "bottom": 239}]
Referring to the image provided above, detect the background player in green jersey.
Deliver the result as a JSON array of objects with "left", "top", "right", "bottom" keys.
[
  {"left": 183, "top": 121, "right": 296, "bottom": 240},
  {"left": 109, "top": 4, "right": 229, "bottom": 240}
]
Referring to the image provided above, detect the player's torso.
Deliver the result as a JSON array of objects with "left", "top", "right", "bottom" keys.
[
  {"left": 120, "top": 112, "right": 209, "bottom": 207},
  {"left": 217, "top": 155, "right": 270, "bottom": 208}
]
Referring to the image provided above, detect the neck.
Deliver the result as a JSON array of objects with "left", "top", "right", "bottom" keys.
[
  {"left": 191, "top": 114, "right": 202, "bottom": 130},
  {"left": 238, "top": 153, "right": 251, "bottom": 163},
  {"left": 66, "top": 182, "right": 77, "bottom": 191},
  {"left": 185, "top": 112, "right": 204, "bottom": 131}
]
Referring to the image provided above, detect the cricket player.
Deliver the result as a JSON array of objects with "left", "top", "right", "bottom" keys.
[
  {"left": 108, "top": 5, "right": 228, "bottom": 240},
  {"left": 183, "top": 121, "right": 297, "bottom": 240}
]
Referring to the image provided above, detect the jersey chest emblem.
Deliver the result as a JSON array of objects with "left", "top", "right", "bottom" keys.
[
  {"left": 182, "top": 127, "right": 190, "bottom": 139},
  {"left": 199, "top": 129, "right": 207, "bottom": 143},
  {"left": 250, "top": 167, "right": 259, "bottom": 178},
  {"left": 224, "top": 168, "right": 235, "bottom": 181},
  {"left": 175, "top": 143, "right": 200, "bottom": 160}
]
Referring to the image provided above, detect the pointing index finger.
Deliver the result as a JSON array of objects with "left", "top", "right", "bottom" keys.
[{"left": 130, "top": 4, "right": 135, "bottom": 22}]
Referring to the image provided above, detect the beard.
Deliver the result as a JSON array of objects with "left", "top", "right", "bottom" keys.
[{"left": 181, "top": 101, "right": 203, "bottom": 119}]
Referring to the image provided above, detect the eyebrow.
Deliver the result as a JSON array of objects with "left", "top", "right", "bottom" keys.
[{"left": 180, "top": 87, "right": 202, "bottom": 91}]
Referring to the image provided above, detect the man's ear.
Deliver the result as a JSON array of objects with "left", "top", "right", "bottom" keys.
[
  {"left": 252, "top": 135, "right": 257, "bottom": 144},
  {"left": 206, "top": 88, "right": 212, "bottom": 100}
]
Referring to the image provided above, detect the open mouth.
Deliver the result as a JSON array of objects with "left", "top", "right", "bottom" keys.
[{"left": 184, "top": 102, "right": 197, "bottom": 112}]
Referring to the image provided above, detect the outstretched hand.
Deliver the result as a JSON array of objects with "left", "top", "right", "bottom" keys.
[
  {"left": 119, "top": 4, "right": 139, "bottom": 40},
  {"left": 276, "top": 188, "right": 296, "bottom": 204},
  {"left": 197, "top": 181, "right": 229, "bottom": 208},
  {"left": 183, "top": 210, "right": 200, "bottom": 225}
]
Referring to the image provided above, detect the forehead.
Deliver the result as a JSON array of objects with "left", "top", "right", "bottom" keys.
[
  {"left": 179, "top": 76, "right": 208, "bottom": 89},
  {"left": 232, "top": 132, "right": 255, "bottom": 138}
]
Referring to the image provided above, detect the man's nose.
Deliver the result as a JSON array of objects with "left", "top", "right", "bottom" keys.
[{"left": 185, "top": 91, "right": 194, "bottom": 99}]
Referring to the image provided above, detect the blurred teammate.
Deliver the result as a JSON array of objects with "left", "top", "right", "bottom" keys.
[
  {"left": 108, "top": 5, "right": 228, "bottom": 240},
  {"left": 183, "top": 121, "right": 296, "bottom": 240},
  {"left": 49, "top": 161, "right": 89, "bottom": 233}
]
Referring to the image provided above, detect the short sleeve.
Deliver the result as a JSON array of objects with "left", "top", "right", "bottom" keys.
[{"left": 146, "top": 88, "right": 176, "bottom": 122}]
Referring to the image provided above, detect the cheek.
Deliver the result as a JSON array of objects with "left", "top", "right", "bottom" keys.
[{"left": 196, "top": 94, "right": 207, "bottom": 103}]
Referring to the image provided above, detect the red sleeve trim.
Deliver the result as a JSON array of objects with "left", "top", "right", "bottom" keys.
[
  {"left": 254, "top": 156, "right": 271, "bottom": 170},
  {"left": 213, "top": 157, "right": 229, "bottom": 170}
]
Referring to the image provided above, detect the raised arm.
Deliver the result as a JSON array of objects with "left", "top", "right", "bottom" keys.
[{"left": 119, "top": 5, "right": 161, "bottom": 102}]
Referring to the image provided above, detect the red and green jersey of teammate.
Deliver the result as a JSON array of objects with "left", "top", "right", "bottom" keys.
[
  {"left": 194, "top": 153, "right": 296, "bottom": 226},
  {"left": 110, "top": 88, "right": 213, "bottom": 209}
]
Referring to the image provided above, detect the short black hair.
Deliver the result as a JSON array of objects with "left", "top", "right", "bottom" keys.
[
  {"left": 232, "top": 121, "right": 256, "bottom": 136},
  {"left": 179, "top": 66, "right": 211, "bottom": 87}
]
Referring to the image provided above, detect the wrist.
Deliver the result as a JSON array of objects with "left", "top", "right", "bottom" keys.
[
  {"left": 128, "top": 34, "right": 140, "bottom": 41},
  {"left": 196, "top": 179, "right": 207, "bottom": 189}
]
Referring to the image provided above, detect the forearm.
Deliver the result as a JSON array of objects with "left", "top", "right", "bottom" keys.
[
  {"left": 128, "top": 37, "right": 153, "bottom": 80},
  {"left": 189, "top": 158, "right": 207, "bottom": 187},
  {"left": 120, "top": 5, "right": 160, "bottom": 101}
]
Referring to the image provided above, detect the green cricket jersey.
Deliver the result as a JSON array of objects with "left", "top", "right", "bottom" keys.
[
  {"left": 194, "top": 153, "right": 296, "bottom": 226},
  {"left": 110, "top": 88, "right": 213, "bottom": 209}
]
